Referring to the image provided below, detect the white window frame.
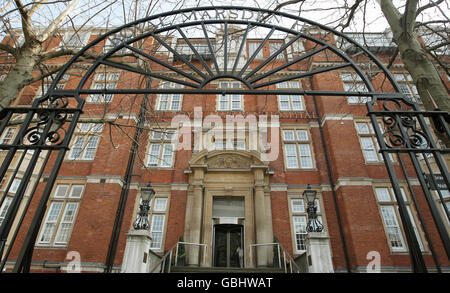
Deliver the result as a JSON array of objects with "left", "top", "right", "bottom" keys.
[
  {"left": 10, "top": 178, "right": 22, "bottom": 194},
  {"left": 292, "top": 215, "right": 307, "bottom": 252},
  {"left": 156, "top": 82, "right": 183, "bottom": 111},
  {"left": 105, "top": 30, "right": 133, "bottom": 54},
  {"left": 146, "top": 129, "right": 175, "bottom": 168},
  {"left": 148, "top": 196, "right": 168, "bottom": 251},
  {"left": 68, "top": 136, "right": 100, "bottom": 160},
  {"left": 54, "top": 202, "right": 79, "bottom": 245},
  {"left": 35, "top": 82, "right": 66, "bottom": 99},
  {"left": 248, "top": 41, "right": 263, "bottom": 59},
  {"left": 276, "top": 81, "right": 304, "bottom": 111},
  {"left": 175, "top": 42, "right": 210, "bottom": 55},
  {"left": 87, "top": 72, "right": 120, "bottom": 103},
  {"left": 290, "top": 195, "right": 323, "bottom": 254},
  {"left": 76, "top": 122, "right": 104, "bottom": 133},
  {"left": 394, "top": 73, "right": 421, "bottom": 104},
  {"left": 0, "top": 196, "right": 13, "bottom": 227},
  {"left": 283, "top": 129, "right": 314, "bottom": 169},
  {"left": 341, "top": 73, "right": 371, "bottom": 104},
  {"left": 433, "top": 189, "right": 450, "bottom": 227},
  {"left": 37, "top": 184, "right": 84, "bottom": 246},
  {"left": 355, "top": 121, "right": 388, "bottom": 163},
  {"left": 217, "top": 82, "right": 243, "bottom": 111},
  {"left": 88, "top": 83, "right": 116, "bottom": 103},
  {"left": 0, "top": 127, "right": 16, "bottom": 145},
  {"left": 269, "top": 42, "right": 285, "bottom": 59},
  {"left": 60, "top": 32, "right": 90, "bottom": 49},
  {"left": 68, "top": 124, "right": 103, "bottom": 161},
  {"left": 375, "top": 187, "right": 426, "bottom": 252}
]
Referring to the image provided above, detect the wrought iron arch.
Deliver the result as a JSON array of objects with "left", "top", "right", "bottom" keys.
[
  {"left": 43, "top": 6, "right": 406, "bottom": 97},
  {"left": 0, "top": 6, "right": 448, "bottom": 273}
]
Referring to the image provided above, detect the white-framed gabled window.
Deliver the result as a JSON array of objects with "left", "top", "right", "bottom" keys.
[
  {"left": 157, "top": 82, "right": 183, "bottom": 111},
  {"left": 276, "top": 81, "right": 304, "bottom": 111},
  {"left": 68, "top": 123, "right": 103, "bottom": 161},
  {"left": 217, "top": 82, "right": 243, "bottom": 111},
  {"left": 37, "top": 183, "right": 84, "bottom": 246},
  {"left": 375, "top": 187, "right": 426, "bottom": 252},
  {"left": 341, "top": 72, "right": 371, "bottom": 104},
  {"left": 282, "top": 129, "right": 314, "bottom": 169},
  {"left": 146, "top": 129, "right": 175, "bottom": 168}
]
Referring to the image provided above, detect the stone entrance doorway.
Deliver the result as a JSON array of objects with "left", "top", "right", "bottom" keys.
[
  {"left": 213, "top": 224, "right": 244, "bottom": 268},
  {"left": 184, "top": 150, "right": 272, "bottom": 268}
]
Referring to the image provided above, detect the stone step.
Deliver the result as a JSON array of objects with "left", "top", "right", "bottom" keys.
[{"left": 169, "top": 266, "right": 285, "bottom": 273}]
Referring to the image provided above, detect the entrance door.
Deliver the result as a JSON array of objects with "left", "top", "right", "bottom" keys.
[{"left": 213, "top": 224, "right": 243, "bottom": 267}]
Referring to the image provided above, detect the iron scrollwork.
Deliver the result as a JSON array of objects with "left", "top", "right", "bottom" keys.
[
  {"left": 380, "top": 99, "right": 430, "bottom": 151},
  {"left": 23, "top": 96, "right": 69, "bottom": 147}
]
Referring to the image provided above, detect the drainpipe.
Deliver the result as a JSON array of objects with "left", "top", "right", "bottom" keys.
[
  {"left": 104, "top": 83, "right": 150, "bottom": 273},
  {"left": 309, "top": 78, "right": 351, "bottom": 273}
]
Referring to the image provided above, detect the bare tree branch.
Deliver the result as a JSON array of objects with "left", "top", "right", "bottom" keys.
[
  {"left": 39, "top": 0, "right": 80, "bottom": 41},
  {"left": 339, "top": 0, "right": 364, "bottom": 31},
  {"left": 0, "top": 0, "right": 13, "bottom": 13},
  {"left": 416, "top": 0, "right": 445, "bottom": 17},
  {"left": 403, "top": 0, "right": 419, "bottom": 32},
  {"left": 0, "top": 42, "right": 16, "bottom": 56}
]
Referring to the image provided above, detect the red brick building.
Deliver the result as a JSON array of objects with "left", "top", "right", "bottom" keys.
[{"left": 0, "top": 8, "right": 449, "bottom": 273}]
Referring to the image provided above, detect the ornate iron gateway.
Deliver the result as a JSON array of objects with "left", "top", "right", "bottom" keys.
[{"left": 0, "top": 6, "right": 448, "bottom": 273}]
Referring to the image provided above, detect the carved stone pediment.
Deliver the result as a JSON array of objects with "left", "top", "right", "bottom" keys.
[
  {"left": 207, "top": 154, "right": 252, "bottom": 169},
  {"left": 189, "top": 150, "right": 268, "bottom": 171}
]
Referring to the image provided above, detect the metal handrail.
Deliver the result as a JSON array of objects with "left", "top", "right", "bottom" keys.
[
  {"left": 148, "top": 241, "right": 208, "bottom": 273},
  {"left": 149, "top": 242, "right": 177, "bottom": 273},
  {"left": 175, "top": 242, "right": 208, "bottom": 267},
  {"left": 249, "top": 242, "right": 302, "bottom": 273}
]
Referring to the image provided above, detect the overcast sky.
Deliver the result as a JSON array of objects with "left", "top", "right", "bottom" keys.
[{"left": 2, "top": 0, "right": 448, "bottom": 34}]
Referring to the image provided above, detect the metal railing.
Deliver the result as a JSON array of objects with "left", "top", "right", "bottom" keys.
[
  {"left": 249, "top": 243, "right": 302, "bottom": 273},
  {"left": 149, "top": 242, "right": 208, "bottom": 273}
]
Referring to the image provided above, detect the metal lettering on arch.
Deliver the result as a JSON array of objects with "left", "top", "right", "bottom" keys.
[{"left": 0, "top": 6, "right": 448, "bottom": 273}]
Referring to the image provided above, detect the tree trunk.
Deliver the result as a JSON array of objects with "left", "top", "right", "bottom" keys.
[
  {"left": 396, "top": 35, "right": 449, "bottom": 111},
  {"left": 0, "top": 44, "right": 41, "bottom": 111},
  {"left": 394, "top": 33, "right": 450, "bottom": 147},
  {"left": 378, "top": 0, "right": 449, "bottom": 146}
]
